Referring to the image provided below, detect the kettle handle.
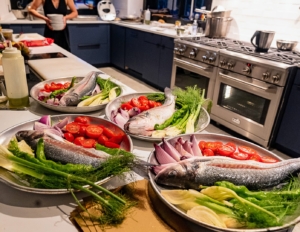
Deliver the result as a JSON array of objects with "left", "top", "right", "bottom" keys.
[{"left": 251, "top": 31, "right": 258, "bottom": 48}]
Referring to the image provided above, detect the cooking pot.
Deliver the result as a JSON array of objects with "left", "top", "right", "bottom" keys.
[
  {"left": 276, "top": 40, "right": 298, "bottom": 51},
  {"left": 204, "top": 17, "right": 232, "bottom": 38},
  {"left": 251, "top": 30, "right": 275, "bottom": 52}
]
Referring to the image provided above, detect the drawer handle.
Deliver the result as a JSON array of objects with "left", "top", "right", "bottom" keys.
[{"left": 78, "top": 43, "right": 101, "bottom": 49}]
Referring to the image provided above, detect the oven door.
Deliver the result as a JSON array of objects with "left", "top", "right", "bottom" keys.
[
  {"left": 211, "top": 69, "right": 284, "bottom": 147},
  {"left": 171, "top": 57, "right": 217, "bottom": 99}
]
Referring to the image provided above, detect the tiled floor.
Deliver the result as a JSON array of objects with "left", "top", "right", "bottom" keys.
[{"left": 100, "top": 66, "right": 291, "bottom": 160}]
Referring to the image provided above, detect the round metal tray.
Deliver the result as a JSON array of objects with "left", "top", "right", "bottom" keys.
[
  {"left": 148, "top": 133, "right": 299, "bottom": 232},
  {"left": 105, "top": 92, "right": 210, "bottom": 142},
  {"left": 0, "top": 114, "right": 133, "bottom": 194},
  {"left": 30, "top": 76, "right": 123, "bottom": 113}
]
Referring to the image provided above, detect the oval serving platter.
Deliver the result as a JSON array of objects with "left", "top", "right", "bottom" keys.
[
  {"left": 105, "top": 92, "right": 210, "bottom": 142},
  {"left": 148, "top": 133, "right": 300, "bottom": 232},
  {"left": 30, "top": 76, "right": 123, "bottom": 113},
  {"left": 0, "top": 114, "right": 133, "bottom": 194}
]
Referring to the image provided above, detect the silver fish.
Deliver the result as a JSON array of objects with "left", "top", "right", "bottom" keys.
[
  {"left": 15, "top": 130, "right": 109, "bottom": 168},
  {"left": 59, "top": 71, "right": 101, "bottom": 106},
  {"left": 124, "top": 87, "right": 176, "bottom": 136},
  {"left": 154, "top": 156, "right": 300, "bottom": 190}
]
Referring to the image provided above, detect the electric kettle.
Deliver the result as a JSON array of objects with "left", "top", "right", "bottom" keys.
[{"left": 251, "top": 30, "right": 275, "bottom": 52}]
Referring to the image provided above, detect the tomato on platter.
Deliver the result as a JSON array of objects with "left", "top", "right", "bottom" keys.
[
  {"left": 74, "top": 136, "right": 85, "bottom": 146},
  {"left": 104, "top": 141, "right": 120, "bottom": 149},
  {"left": 230, "top": 152, "right": 249, "bottom": 160},
  {"left": 63, "top": 82, "right": 70, "bottom": 89},
  {"left": 260, "top": 156, "right": 279, "bottom": 163},
  {"left": 98, "top": 134, "right": 109, "bottom": 145},
  {"left": 74, "top": 116, "right": 90, "bottom": 124},
  {"left": 217, "top": 145, "right": 235, "bottom": 157},
  {"left": 148, "top": 100, "right": 156, "bottom": 108},
  {"left": 131, "top": 98, "right": 141, "bottom": 107},
  {"left": 102, "top": 127, "right": 115, "bottom": 138},
  {"left": 86, "top": 125, "right": 103, "bottom": 139},
  {"left": 226, "top": 142, "right": 236, "bottom": 151},
  {"left": 199, "top": 141, "right": 206, "bottom": 151},
  {"left": 78, "top": 125, "right": 88, "bottom": 136},
  {"left": 109, "top": 133, "right": 124, "bottom": 144},
  {"left": 248, "top": 153, "right": 263, "bottom": 162},
  {"left": 64, "top": 132, "right": 74, "bottom": 142},
  {"left": 81, "top": 139, "right": 96, "bottom": 148},
  {"left": 154, "top": 102, "right": 162, "bottom": 107},
  {"left": 203, "top": 148, "right": 214, "bottom": 156},
  {"left": 49, "top": 83, "right": 63, "bottom": 91},
  {"left": 238, "top": 146, "right": 259, "bottom": 157},
  {"left": 121, "top": 102, "right": 133, "bottom": 111},
  {"left": 139, "top": 105, "right": 150, "bottom": 112},
  {"left": 66, "top": 123, "right": 81, "bottom": 134},
  {"left": 204, "top": 141, "right": 223, "bottom": 153},
  {"left": 44, "top": 83, "right": 51, "bottom": 91},
  {"left": 138, "top": 96, "right": 149, "bottom": 106}
]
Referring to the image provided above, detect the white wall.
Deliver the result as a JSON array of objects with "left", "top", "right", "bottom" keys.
[
  {"left": 0, "top": 0, "right": 10, "bottom": 18},
  {"left": 212, "top": 0, "right": 300, "bottom": 50}
]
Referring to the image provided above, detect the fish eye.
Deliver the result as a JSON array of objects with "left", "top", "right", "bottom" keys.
[{"left": 168, "top": 170, "right": 177, "bottom": 178}]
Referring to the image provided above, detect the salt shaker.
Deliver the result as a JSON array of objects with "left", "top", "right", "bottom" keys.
[{"left": 1, "top": 42, "right": 29, "bottom": 107}]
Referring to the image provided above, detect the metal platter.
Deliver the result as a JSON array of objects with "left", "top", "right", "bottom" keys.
[
  {"left": 0, "top": 114, "right": 133, "bottom": 194},
  {"left": 30, "top": 76, "right": 123, "bottom": 113},
  {"left": 148, "top": 133, "right": 300, "bottom": 232},
  {"left": 105, "top": 92, "right": 210, "bottom": 142}
]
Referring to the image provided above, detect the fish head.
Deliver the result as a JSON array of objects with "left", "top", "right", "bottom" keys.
[
  {"left": 64, "top": 94, "right": 80, "bottom": 106},
  {"left": 15, "top": 130, "right": 44, "bottom": 142},
  {"left": 124, "top": 113, "right": 153, "bottom": 136}
]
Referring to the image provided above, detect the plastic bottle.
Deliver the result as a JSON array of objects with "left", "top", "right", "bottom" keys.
[
  {"left": 192, "top": 19, "right": 198, "bottom": 36},
  {"left": 1, "top": 42, "right": 29, "bottom": 108},
  {"left": 144, "top": 6, "right": 151, "bottom": 25}
]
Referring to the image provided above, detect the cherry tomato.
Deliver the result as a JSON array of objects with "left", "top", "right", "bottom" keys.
[
  {"left": 64, "top": 132, "right": 74, "bottom": 142},
  {"left": 104, "top": 141, "right": 120, "bottom": 149},
  {"left": 81, "top": 139, "right": 96, "bottom": 148},
  {"left": 154, "top": 102, "right": 162, "bottom": 107},
  {"left": 226, "top": 142, "right": 236, "bottom": 151},
  {"left": 74, "top": 116, "right": 90, "bottom": 124},
  {"left": 230, "top": 152, "right": 249, "bottom": 160},
  {"left": 260, "top": 156, "right": 279, "bottom": 163},
  {"left": 248, "top": 153, "right": 263, "bottom": 162},
  {"left": 63, "top": 82, "right": 70, "bottom": 89},
  {"left": 66, "top": 123, "right": 81, "bottom": 134},
  {"left": 44, "top": 83, "right": 51, "bottom": 91},
  {"left": 138, "top": 96, "right": 149, "bottom": 105},
  {"left": 109, "top": 133, "right": 124, "bottom": 144},
  {"left": 102, "top": 127, "right": 115, "bottom": 138},
  {"left": 203, "top": 148, "right": 214, "bottom": 156},
  {"left": 238, "top": 146, "right": 258, "bottom": 157},
  {"left": 139, "top": 105, "right": 150, "bottom": 112},
  {"left": 131, "top": 98, "right": 141, "bottom": 107},
  {"left": 138, "top": 95, "right": 148, "bottom": 102},
  {"left": 205, "top": 141, "right": 223, "bottom": 153},
  {"left": 74, "top": 136, "right": 85, "bottom": 146},
  {"left": 98, "top": 134, "right": 109, "bottom": 145},
  {"left": 199, "top": 141, "right": 206, "bottom": 151},
  {"left": 78, "top": 125, "right": 87, "bottom": 137},
  {"left": 217, "top": 145, "right": 235, "bottom": 157},
  {"left": 121, "top": 102, "right": 133, "bottom": 111},
  {"left": 86, "top": 125, "right": 103, "bottom": 139},
  {"left": 148, "top": 100, "right": 156, "bottom": 108}
]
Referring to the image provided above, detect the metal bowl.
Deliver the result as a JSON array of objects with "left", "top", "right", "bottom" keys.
[
  {"left": 147, "top": 133, "right": 300, "bottom": 232},
  {"left": 276, "top": 40, "right": 298, "bottom": 51},
  {"left": 30, "top": 76, "right": 123, "bottom": 113},
  {"left": 105, "top": 92, "right": 210, "bottom": 142},
  {"left": 0, "top": 114, "right": 133, "bottom": 194}
]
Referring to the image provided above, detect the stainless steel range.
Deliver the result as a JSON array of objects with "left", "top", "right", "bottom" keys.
[{"left": 171, "top": 37, "right": 299, "bottom": 148}]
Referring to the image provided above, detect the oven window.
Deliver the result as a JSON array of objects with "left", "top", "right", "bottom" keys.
[
  {"left": 217, "top": 84, "right": 270, "bottom": 124},
  {"left": 175, "top": 67, "right": 209, "bottom": 98}
]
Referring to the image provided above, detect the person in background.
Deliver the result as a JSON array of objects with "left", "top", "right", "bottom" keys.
[{"left": 29, "top": 0, "right": 78, "bottom": 51}]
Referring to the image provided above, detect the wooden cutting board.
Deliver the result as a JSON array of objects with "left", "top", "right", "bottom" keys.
[{"left": 70, "top": 179, "right": 192, "bottom": 232}]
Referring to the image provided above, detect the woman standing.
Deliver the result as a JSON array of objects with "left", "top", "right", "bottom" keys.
[{"left": 29, "top": 0, "right": 78, "bottom": 51}]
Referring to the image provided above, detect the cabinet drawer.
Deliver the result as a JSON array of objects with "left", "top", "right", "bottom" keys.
[
  {"left": 161, "top": 36, "right": 174, "bottom": 49},
  {"left": 22, "top": 24, "right": 45, "bottom": 35},
  {"left": 126, "top": 28, "right": 144, "bottom": 40},
  {"left": 144, "top": 32, "right": 161, "bottom": 45}
]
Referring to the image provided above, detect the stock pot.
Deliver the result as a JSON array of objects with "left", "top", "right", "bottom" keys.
[{"left": 204, "top": 17, "right": 232, "bottom": 38}]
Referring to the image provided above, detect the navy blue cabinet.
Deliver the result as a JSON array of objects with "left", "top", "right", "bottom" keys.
[
  {"left": 142, "top": 32, "right": 174, "bottom": 90},
  {"left": 275, "top": 69, "right": 300, "bottom": 157},
  {"left": 110, "top": 24, "right": 125, "bottom": 69},
  {"left": 125, "top": 28, "right": 145, "bottom": 74},
  {"left": 68, "top": 24, "right": 110, "bottom": 66},
  {"left": 1, "top": 24, "right": 44, "bottom": 35}
]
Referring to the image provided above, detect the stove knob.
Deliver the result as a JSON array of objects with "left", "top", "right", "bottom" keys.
[
  {"left": 272, "top": 74, "right": 281, "bottom": 83},
  {"left": 220, "top": 60, "right": 227, "bottom": 67},
  {"left": 262, "top": 72, "right": 270, "bottom": 80},
  {"left": 179, "top": 45, "right": 186, "bottom": 55},
  {"left": 174, "top": 47, "right": 179, "bottom": 54},
  {"left": 208, "top": 57, "right": 216, "bottom": 63},
  {"left": 227, "top": 61, "right": 235, "bottom": 69},
  {"left": 189, "top": 48, "right": 198, "bottom": 59},
  {"left": 242, "top": 66, "right": 251, "bottom": 74},
  {"left": 202, "top": 55, "right": 208, "bottom": 62}
]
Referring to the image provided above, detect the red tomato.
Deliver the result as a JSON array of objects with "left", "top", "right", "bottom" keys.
[
  {"left": 238, "top": 146, "right": 259, "bottom": 157},
  {"left": 74, "top": 116, "right": 90, "bottom": 124},
  {"left": 78, "top": 125, "right": 87, "bottom": 136},
  {"left": 102, "top": 127, "right": 115, "bottom": 138},
  {"left": 121, "top": 102, "right": 133, "bottom": 111},
  {"left": 66, "top": 123, "right": 81, "bottom": 134},
  {"left": 81, "top": 139, "right": 96, "bottom": 148},
  {"left": 64, "top": 132, "right": 74, "bottom": 142},
  {"left": 109, "top": 133, "right": 124, "bottom": 144},
  {"left": 205, "top": 141, "right": 223, "bottom": 152},
  {"left": 217, "top": 145, "right": 235, "bottom": 157},
  {"left": 44, "top": 83, "right": 51, "bottom": 91},
  {"left": 74, "top": 136, "right": 85, "bottom": 146},
  {"left": 98, "top": 134, "right": 109, "bottom": 145},
  {"left": 138, "top": 96, "right": 149, "bottom": 106},
  {"left": 203, "top": 148, "right": 214, "bottom": 156},
  {"left": 49, "top": 84, "right": 62, "bottom": 91},
  {"left": 63, "top": 82, "right": 70, "bottom": 89},
  {"left": 260, "top": 156, "right": 279, "bottom": 163},
  {"left": 104, "top": 141, "right": 120, "bottom": 149},
  {"left": 230, "top": 152, "right": 249, "bottom": 160},
  {"left": 154, "top": 102, "right": 162, "bottom": 107},
  {"left": 139, "top": 105, "right": 150, "bottom": 112},
  {"left": 86, "top": 125, "right": 103, "bottom": 139},
  {"left": 248, "top": 153, "right": 263, "bottom": 162},
  {"left": 199, "top": 141, "right": 206, "bottom": 151},
  {"left": 131, "top": 98, "right": 141, "bottom": 107},
  {"left": 148, "top": 100, "right": 156, "bottom": 108},
  {"left": 138, "top": 95, "right": 148, "bottom": 101},
  {"left": 226, "top": 142, "right": 236, "bottom": 151}
]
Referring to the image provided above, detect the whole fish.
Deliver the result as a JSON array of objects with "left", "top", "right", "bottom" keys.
[
  {"left": 124, "top": 87, "right": 176, "bottom": 136},
  {"left": 154, "top": 156, "right": 300, "bottom": 190},
  {"left": 59, "top": 71, "right": 101, "bottom": 106},
  {"left": 16, "top": 130, "right": 109, "bottom": 168}
]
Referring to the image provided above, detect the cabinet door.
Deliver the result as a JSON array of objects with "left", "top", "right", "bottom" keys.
[
  {"left": 142, "top": 41, "right": 160, "bottom": 85},
  {"left": 275, "top": 83, "right": 300, "bottom": 157},
  {"left": 110, "top": 25, "right": 125, "bottom": 69},
  {"left": 125, "top": 28, "right": 144, "bottom": 74},
  {"left": 3, "top": 24, "right": 22, "bottom": 33},
  {"left": 157, "top": 46, "right": 174, "bottom": 90},
  {"left": 22, "top": 24, "right": 45, "bottom": 35}
]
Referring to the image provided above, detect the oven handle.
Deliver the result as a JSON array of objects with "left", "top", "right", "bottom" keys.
[
  {"left": 174, "top": 58, "right": 211, "bottom": 72},
  {"left": 219, "top": 72, "right": 270, "bottom": 91}
]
